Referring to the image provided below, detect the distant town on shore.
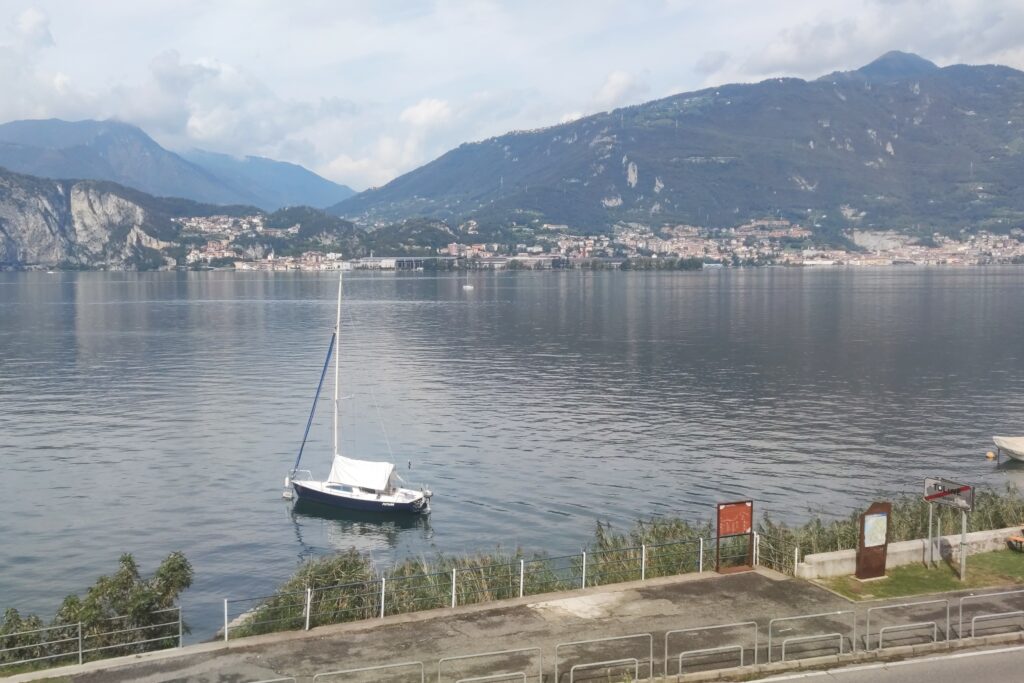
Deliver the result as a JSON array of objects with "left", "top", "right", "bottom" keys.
[{"left": 173, "top": 214, "right": 1024, "bottom": 272}]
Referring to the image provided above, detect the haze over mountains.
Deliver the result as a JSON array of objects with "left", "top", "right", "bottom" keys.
[
  {"left": 332, "top": 52, "right": 1024, "bottom": 238},
  {"left": 0, "top": 119, "right": 354, "bottom": 211}
]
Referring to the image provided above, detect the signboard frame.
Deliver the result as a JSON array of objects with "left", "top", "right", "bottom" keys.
[
  {"left": 716, "top": 500, "right": 754, "bottom": 573},
  {"left": 856, "top": 501, "right": 892, "bottom": 580},
  {"left": 923, "top": 478, "right": 973, "bottom": 580},
  {"left": 923, "top": 478, "right": 974, "bottom": 511}
]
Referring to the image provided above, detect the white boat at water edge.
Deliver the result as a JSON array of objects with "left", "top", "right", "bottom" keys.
[
  {"left": 993, "top": 436, "right": 1024, "bottom": 462},
  {"left": 284, "top": 271, "right": 432, "bottom": 514}
]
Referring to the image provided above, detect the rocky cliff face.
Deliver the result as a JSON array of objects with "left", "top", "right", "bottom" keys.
[{"left": 0, "top": 170, "right": 178, "bottom": 269}]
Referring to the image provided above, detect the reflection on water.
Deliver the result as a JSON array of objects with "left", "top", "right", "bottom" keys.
[
  {"left": 994, "top": 458, "right": 1024, "bottom": 491},
  {"left": 2, "top": 268, "right": 1024, "bottom": 639},
  {"left": 288, "top": 499, "right": 433, "bottom": 561}
]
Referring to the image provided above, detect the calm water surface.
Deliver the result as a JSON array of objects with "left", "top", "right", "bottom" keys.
[{"left": 2, "top": 268, "right": 1023, "bottom": 638}]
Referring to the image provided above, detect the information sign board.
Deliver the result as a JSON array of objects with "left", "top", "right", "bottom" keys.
[
  {"left": 923, "top": 478, "right": 974, "bottom": 511},
  {"left": 717, "top": 500, "right": 753, "bottom": 537}
]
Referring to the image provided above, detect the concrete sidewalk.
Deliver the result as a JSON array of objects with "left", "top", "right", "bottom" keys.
[
  {"left": 10, "top": 569, "right": 839, "bottom": 682},
  {"left": 7, "top": 568, "right": 1023, "bottom": 683}
]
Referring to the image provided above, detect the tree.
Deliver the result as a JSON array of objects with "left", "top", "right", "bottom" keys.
[{"left": 1, "top": 552, "right": 192, "bottom": 670}]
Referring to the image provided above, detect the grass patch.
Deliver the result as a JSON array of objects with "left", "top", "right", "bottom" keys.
[{"left": 822, "top": 549, "right": 1024, "bottom": 600}]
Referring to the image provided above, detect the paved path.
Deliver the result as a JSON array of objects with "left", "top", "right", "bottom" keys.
[{"left": 8, "top": 569, "right": 1024, "bottom": 682}]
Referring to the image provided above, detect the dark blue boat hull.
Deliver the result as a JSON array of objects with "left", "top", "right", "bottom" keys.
[{"left": 292, "top": 481, "right": 428, "bottom": 514}]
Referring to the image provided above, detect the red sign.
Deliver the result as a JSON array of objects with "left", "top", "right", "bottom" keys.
[{"left": 717, "top": 500, "right": 753, "bottom": 537}]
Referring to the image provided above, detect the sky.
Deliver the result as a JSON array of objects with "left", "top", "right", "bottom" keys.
[{"left": 1, "top": 0, "right": 1023, "bottom": 190}]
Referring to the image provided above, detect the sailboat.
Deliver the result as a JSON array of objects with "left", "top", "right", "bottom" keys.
[{"left": 285, "top": 272, "right": 432, "bottom": 514}]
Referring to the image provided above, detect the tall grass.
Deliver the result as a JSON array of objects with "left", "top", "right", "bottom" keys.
[
  {"left": 233, "top": 488, "right": 1024, "bottom": 637},
  {"left": 756, "top": 485, "right": 1024, "bottom": 568}
]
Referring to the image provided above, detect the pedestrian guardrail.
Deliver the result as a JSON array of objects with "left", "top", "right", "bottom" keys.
[
  {"left": 438, "top": 647, "right": 541, "bottom": 683},
  {"left": 767, "top": 610, "right": 855, "bottom": 663},
  {"left": 958, "top": 588, "right": 1024, "bottom": 638},
  {"left": 664, "top": 621, "right": 757, "bottom": 676},
  {"left": 0, "top": 606, "right": 182, "bottom": 671},
  {"left": 865, "top": 599, "right": 948, "bottom": 650},
  {"left": 312, "top": 661, "right": 424, "bottom": 682},
  {"left": 555, "top": 633, "right": 653, "bottom": 683}
]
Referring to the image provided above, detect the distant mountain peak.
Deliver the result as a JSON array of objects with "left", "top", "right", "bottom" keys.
[
  {"left": 816, "top": 50, "right": 939, "bottom": 84},
  {"left": 0, "top": 118, "right": 354, "bottom": 210},
  {"left": 855, "top": 50, "right": 938, "bottom": 81}
]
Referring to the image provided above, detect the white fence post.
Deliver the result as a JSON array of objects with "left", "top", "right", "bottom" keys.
[
  {"left": 78, "top": 622, "right": 83, "bottom": 664},
  {"left": 793, "top": 546, "right": 800, "bottom": 574},
  {"left": 519, "top": 559, "right": 525, "bottom": 598},
  {"left": 223, "top": 599, "right": 229, "bottom": 642},
  {"left": 753, "top": 533, "right": 760, "bottom": 566},
  {"left": 641, "top": 544, "right": 646, "bottom": 581},
  {"left": 698, "top": 538, "right": 704, "bottom": 573},
  {"left": 581, "top": 552, "right": 587, "bottom": 589},
  {"left": 304, "top": 587, "right": 312, "bottom": 630},
  {"left": 178, "top": 607, "right": 183, "bottom": 647},
  {"left": 451, "top": 568, "right": 457, "bottom": 608},
  {"left": 380, "top": 577, "right": 386, "bottom": 619}
]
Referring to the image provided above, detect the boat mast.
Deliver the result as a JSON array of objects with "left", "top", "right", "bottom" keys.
[{"left": 334, "top": 270, "right": 342, "bottom": 457}]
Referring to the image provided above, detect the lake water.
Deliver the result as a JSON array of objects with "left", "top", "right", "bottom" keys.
[{"left": 2, "top": 268, "right": 1024, "bottom": 639}]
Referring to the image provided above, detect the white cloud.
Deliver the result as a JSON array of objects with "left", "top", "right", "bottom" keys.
[
  {"left": 399, "top": 98, "right": 452, "bottom": 128},
  {"left": 593, "top": 69, "right": 650, "bottom": 111},
  {"left": 13, "top": 8, "right": 52, "bottom": 48},
  {"left": 1, "top": 1, "right": 1024, "bottom": 191}
]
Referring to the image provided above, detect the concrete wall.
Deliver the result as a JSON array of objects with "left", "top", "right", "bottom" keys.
[{"left": 795, "top": 525, "right": 1022, "bottom": 580}]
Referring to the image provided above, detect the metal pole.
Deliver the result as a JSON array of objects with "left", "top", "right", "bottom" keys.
[
  {"left": 178, "top": 608, "right": 183, "bottom": 648},
  {"left": 698, "top": 538, "right": 703, "bottom": 573},
  {"left": 641, "top": 544, "right": 646, "bottom": 581},
  {"left": 928, "top": 503, "right": 934, "bottom": 566},
  {"left": 519, "top": 559, "right": 525, "bottom": 598},
  {"left": 380, "top": 577, "right": 386, "bottom": 618},
  {"left": 960, "top": 509, "right": 968, "bottom": 581},
  {"left": 581, "top": 551, "right": 587, "bottom": 589},
  {"left": 305, "top": 587, "right": 312, "bottom": 630},
  {"left": 938, "top": 517, "right": 942, "bottom": 560},
  {"left": 78, "top": 622, "right": 83, "bottom": 665},
  {"left": 451, "top": 568, "right": 457, "bottom": 608},
  {"left": 223, "top": 600, "right": 229, "bottom": 642},
  {"left": 794, "top": 546, "right": 799, "bottom": 573}
]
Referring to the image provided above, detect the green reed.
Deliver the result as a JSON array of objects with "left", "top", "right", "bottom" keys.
[{"left": 234, "top": 487, "right": 1024, "bottom": 637}]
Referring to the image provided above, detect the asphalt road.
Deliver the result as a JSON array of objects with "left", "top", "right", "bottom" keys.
[{"left": 761, "top": 645, "right": 1024, "bottom": 682}]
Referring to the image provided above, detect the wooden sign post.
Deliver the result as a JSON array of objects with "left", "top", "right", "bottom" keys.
[
  {"left": 856, "top": 501, "right": 892, "bottom": 580},
  {"left": 716, "top": 500, "right": 754, "bottom": 573}
]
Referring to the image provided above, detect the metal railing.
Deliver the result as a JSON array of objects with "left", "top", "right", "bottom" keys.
[
  {"left": 224, "top": 588, "right": 307, "bottom": 640},
  {"left": 959, "top": 588, "right": 1024, "bottom": 638},
  {"left": 224, "top": 537, "right": 725, "bottom": 638},
  {"left": 277, "top": 590, "right": 1024, "bottom": 683},
  {"left": 767, "top": 610, "right": 855, "bottom": 663},
  {"left": 309, "top": 578, "right": 382, "bottom": 628},
  {"left": 520, "top": 554, "right": 582, "bottom": 596},
  {"left": 555, "top": 633, "right": 653, "bottom": 683},
  {"left": 754, "top": 533, "right": 799, "bottom": 575},
  {"left": 0, "top": 606, "right": 182, "bottom": 671},
  {"left": 865, "top": 599, "right": 949, "bottom": 650},
  {"left": 438, "top": 647, "right": 541, "bottom": 683},
  {"left": 313, "top": 661, "right": 425, "bottom": 682},
  {"left": 664, "top": 621, "right": 758, "bottom": 676}
]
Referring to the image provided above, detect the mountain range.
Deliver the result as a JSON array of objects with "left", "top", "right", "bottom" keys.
[
  {"left": 0, "top": 119, "right": 354, "bottom": 211},
  {"left": 331, "top": 52, "right": 1024, "bottom": 238}
]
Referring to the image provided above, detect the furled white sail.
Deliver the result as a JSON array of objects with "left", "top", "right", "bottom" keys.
[{"left": 327, "top": 454, "right": 395, "bottom": 491}]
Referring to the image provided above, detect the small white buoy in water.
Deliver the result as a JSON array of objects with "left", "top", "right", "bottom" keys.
[
  {"left": 462, "top": 284, "right": 474, "bottom": 290},
  {"left": 987, "top": 451, "right": 996, "bottom": 461}
]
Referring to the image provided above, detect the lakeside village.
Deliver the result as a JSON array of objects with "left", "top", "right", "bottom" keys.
[{"left": 178, "top": 214, "right": 1024, "bottom": 271}]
